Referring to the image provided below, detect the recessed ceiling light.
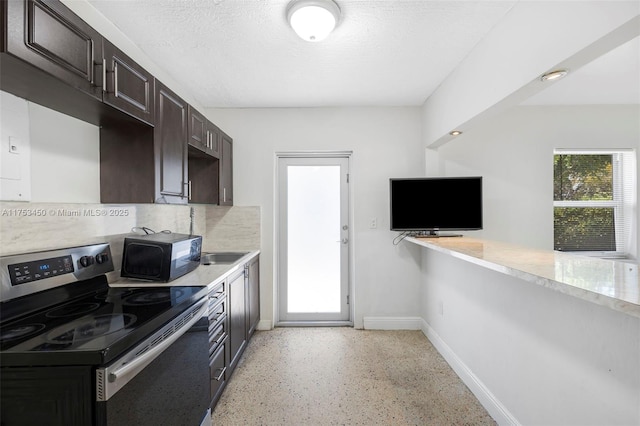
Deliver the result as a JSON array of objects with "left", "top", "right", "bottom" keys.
[
  {"left": 540, "top": 69, "right": 568, "bottom": 82},
  {"left": 287, "top": 0, "right": 341, "bottom": 42},
  {"left": 449, "top": 130, "right": 462, "bottom": 136}
]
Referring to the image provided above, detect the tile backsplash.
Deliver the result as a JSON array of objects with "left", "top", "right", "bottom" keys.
[{"left": 0, "top": 202, "right": 260, "bottom": 279}]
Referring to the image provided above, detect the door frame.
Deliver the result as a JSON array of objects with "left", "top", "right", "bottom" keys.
[{"left": 274, "top": 151, "right": 353, "bottom": 327}]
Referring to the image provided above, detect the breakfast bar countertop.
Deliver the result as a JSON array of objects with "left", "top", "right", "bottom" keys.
[{"left": 407, "top": 236, "right": 640, "bottom": 319}]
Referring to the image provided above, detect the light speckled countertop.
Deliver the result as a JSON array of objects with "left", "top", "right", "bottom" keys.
[
  {"left": 110, "top": 250, "right": 260, "bottom": 289},
  {"left": 407, "top": 237, "right": 639, "bottom": 319}
]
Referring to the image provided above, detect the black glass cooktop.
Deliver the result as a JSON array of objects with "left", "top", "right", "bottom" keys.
[{"left": 0, "top": 276, "right": 206, "bottom": 367}]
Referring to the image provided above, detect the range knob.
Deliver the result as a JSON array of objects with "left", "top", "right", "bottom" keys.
[
  {"left": 79, "top": 255, "right": 95, "bottom": 268},
  {"left": 95, "top": 253, "right": 109, "bottom": 264}
]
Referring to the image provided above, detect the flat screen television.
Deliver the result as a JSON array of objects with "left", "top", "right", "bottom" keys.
[{"left": 390, "top": 177, "right": 483, "bottom": 234}]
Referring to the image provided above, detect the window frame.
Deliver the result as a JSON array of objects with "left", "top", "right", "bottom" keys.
[{"left": 553, "top": 149, "right": 632, "bottom": 258}]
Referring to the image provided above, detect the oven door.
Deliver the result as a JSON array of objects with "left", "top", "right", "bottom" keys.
[{"left": 96, "top": 300, "right": 210, "bottom": 426}]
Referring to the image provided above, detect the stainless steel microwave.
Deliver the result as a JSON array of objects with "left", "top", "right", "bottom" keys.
[{"left": 121, "top": 233, "right": 202, "bottom": 282}]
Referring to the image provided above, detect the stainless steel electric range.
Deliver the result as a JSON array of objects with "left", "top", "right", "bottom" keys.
[{"left": 0, "top": 243, "right": 210, "bottom": 426}]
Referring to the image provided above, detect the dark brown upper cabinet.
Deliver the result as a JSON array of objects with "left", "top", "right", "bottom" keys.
[
  {"left": 207, "top": 122, "right": 221, "bottom": 159},
  {"left": 188, "top": 105, "right": 208, "bottom": 152},
  {"left": 3, "top": 0, "right": 102, "bottom": 100},
  {"left": 102, "top": 40, "right": 155, "bottom": 125},
  {"left": 219, "top": 131, "right": 233, "bottom": 206},
  {"left": 155, "top": 80, "right": 189, "bottom": 204},
  {"left": 2, "top": 0, "right": 234, "bottom": 206},
  {"left": 188, "top": 106, "right": 221, "bottom": 159}
]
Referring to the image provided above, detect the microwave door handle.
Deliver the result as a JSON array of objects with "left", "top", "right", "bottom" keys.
[{"left": 98, "top": 300, "right": 207, "bottom": 400}]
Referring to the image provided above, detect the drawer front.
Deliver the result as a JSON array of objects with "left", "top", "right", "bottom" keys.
[
  {"left": 209, "top": 337, "right": 228, "bottom": 407},
  {"left": 208, "top": 282, "right": 225, "bottom": 309},
  {"left": 208, "top": 318, "right": 227, "bottom": 356},
  {"left": 208, "top": 298, "right": 226, "bottom": 324}
]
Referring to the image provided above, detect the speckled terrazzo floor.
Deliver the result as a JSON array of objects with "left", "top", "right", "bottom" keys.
[{"left": 211, "top": 328, "right": 496, "bottom": 426}]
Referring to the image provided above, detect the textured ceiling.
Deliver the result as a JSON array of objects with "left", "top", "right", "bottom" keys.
[
  {"left": 86, "top": 0, "right": 638, "bottom": 109},
  {"left": 86, "top": 0, "right": 517, "bottom": 108}
]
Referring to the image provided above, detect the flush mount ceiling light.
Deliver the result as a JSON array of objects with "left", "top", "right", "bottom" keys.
[
  {"left": 540, "top": 69, "right": 568, "bottom": 82},
  {"left": 287, "top": 0, "right": 341, "bottom": 42},
  {"left": 449, "top": 130, "right": 463, "bottom": 136}
]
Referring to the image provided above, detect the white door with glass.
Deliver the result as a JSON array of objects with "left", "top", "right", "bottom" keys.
[{"left": 277, "top": 155, "right": 350, "bottom": 324}]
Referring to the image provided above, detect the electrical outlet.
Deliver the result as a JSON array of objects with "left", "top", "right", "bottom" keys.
[{"left": 369, "top": 218, "right": 377, "bottom": 229}]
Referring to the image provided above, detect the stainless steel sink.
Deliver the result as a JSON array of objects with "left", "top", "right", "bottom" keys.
[{"left": 200, "top": 252, "right": 249, "bottom": 265}]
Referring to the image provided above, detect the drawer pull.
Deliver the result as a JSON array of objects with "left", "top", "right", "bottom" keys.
[
  {"left": 213, "top": 366, "right": 226, "bottom": 382},
  {"left": 214, "top": 331, "right": 225, "bottom": 345},
  {"left": 209, "top": 291, "right": 224, "bottom": 300}
]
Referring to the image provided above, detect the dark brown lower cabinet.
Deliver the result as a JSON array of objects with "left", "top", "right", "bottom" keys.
[
  {"left": 209, "top": 337, "right": 229, "bottom": 407},
  {"left": 247, "top": 256, "right": 260, "bottom": 338},
  {"left": 209, "top": 255, "right": 260, "bottom": 411},
  {"left": 227, "top": 268, "right": 246, "bottom": 374}
]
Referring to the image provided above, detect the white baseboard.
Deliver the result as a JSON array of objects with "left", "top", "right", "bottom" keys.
[
  {"left": 256, "top": 319, "right": 273, "bottom": 330},
  {"left": 363, "top": 316, "right": 423, "bottom": 330},
  {"left": 420, "top": 319, "right": 520, "bottom": 426}
]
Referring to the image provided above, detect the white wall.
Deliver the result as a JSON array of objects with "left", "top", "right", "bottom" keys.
[
  {"left": 0, "top": 91, "right": 101, "bottom": 203},
  {"left": 418, "top": 6, "right": 640, "bottom": 424},
  {"left": 205, "top": 107, "right": 423, "bottom": 328},
  {"left": 28, "top": 102, "right": 100, "bottom": 203},
  {"left": 420, "top": 248, "right": 640, "bottom": 425},
  {"left": 434, "top": 105, "right": 640, "bottom": 258}
]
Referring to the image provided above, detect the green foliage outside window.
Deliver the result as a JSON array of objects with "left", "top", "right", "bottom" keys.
[
  {"left": 553, "top": 154, "right": 616, "bottom": 251},
  {"left": 554, "top": 207, "right": 615, "bottom": 251},
  {"left": 554, "top": 154, "right": 613, "bottom": 201}
]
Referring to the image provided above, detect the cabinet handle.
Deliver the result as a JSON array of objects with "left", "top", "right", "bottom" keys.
[
  {"left": 209, "top": 291, "right": 224, "bottom": 300},
  {"left": 102, "top": 59, "right": 107, "bottom": 93},
  {"left": 213, "top": 366, "right": 226, "bottom": 382},
  {"left": 183, "top": 181, "right": 191, "bottom": 199},
  {"left": 223, "top": 188, "right": 226, "bottom": 203}
]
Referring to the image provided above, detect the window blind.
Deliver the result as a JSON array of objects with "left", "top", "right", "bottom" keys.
[{"left": 553, "top": 150, "right": 636, "bottom": 256}]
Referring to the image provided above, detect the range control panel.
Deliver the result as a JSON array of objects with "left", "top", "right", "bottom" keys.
[
  {"left": 8, "top": 255, "right": 74, "bottom": 286},
  {"left": 0, "top": 243, "right": 114, "bottom": 302}
]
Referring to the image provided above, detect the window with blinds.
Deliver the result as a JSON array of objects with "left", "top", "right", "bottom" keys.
[{"left": 553, "top": 150, "right": 635, "bottom": 257}]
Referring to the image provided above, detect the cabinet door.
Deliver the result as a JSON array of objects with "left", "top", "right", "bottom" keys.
[
  {"left": 219, "top": 132, "right": 233, "bottom": 206},
  {"left": 207, "top": 122, "right": 221, "bottom": 159},
  {"left": 227, "top": 268, "right": 246, "bottom": 373},
  {"left": 4, "top": 0, "right": 102, "bottom": 100},
  {"left": 247, "top": 257, "right": 260, "bottom": 338},
  {"left": 188, "top": 105, "right": 208, "bottom": 152},
  {"left": 154, "top": 80, "right": 188, "bottom": 204},
  {"left": 103, "top": 40, "right": 154, "bottom": 125}
]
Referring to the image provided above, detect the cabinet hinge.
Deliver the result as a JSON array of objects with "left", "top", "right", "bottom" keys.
[
  {"left": 347, "top": 294, "right": 350, "bottom": 305},
  {"left": 346, "top": 173, "right": 349, "bottom": 183}
]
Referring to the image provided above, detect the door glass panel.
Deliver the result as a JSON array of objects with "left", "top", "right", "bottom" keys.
[{"left": 287, "top": 165, "right": 341, "bottom": 313}]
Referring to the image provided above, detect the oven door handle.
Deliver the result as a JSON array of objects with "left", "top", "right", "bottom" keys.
[
  {"left": 97, "top": 299, "right": 207, "bottom": 401},
  {"left": 109, "top": 300, "right": 207, "bottom": 382}
]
